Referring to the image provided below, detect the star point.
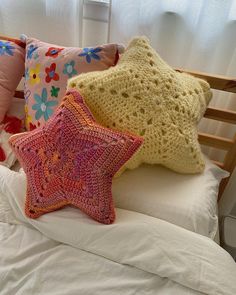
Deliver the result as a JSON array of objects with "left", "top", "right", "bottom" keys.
[
  {"left": 9, "top": 90, "right": 143, "bottom": 224},
  {"left": 68, "top": 36, "right": 212, "bottom": 174}
]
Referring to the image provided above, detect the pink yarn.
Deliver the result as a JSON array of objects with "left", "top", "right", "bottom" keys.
[{"left": 9, "top": 90, "right": 143, "bottom": 224}]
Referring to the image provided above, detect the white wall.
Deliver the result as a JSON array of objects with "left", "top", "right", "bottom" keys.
[{"left": 82, "top": 0, "right": 110, "bottom": 46}]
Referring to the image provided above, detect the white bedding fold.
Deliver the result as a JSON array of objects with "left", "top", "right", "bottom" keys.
[
  {"left": 0, "top": 166, "right": 236, "bottom": 295},
  {"left": 0, "top": 222, "right": 202, "bottom": 295}
]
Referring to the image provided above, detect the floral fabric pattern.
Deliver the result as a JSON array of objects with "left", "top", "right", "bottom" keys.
[
  {"left": 32, "top": 88, "right": 58, "bottom": 121},
  {"left": 0, "top": 41, "right": 15, "bottom": 56},
  {"left": 29, "top": 64, "right": 41, "bottom": 85},
  {"left": 24, "top": 104, "right": 33, "bottom": 130},
  {"left": 45, "top": 63, "right": 59, "bottom": 83},
  {"left": 51, "top": 86, "right": 60, "bottom": 98},
  {"left": 27, "top": 44, "right": 38, "bottom": 59},
  {"left": 34, "top": 52, "right": 39, "bottom": 60},
  {"left": 45, "top": 47, "right": 64, "bottom": 58},
  {"left": 25, "top": 68, "right": 29, "bottom": 81},
  {"left": 24, "top": 37, "right": 119, "bottom": 130},
  {"left": 63, "top": 60, "right": 77, "bottom": 78},
  {"left": 78, "top": 47, "right": 102, "bottom": 63},
  {"left": 25, "top": 104, "right": 37, "bottom": 131}
]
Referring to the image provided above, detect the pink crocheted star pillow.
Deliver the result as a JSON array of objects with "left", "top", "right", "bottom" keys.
[{"left": 9, "top": 90, "right": 143, "bottom": 224}]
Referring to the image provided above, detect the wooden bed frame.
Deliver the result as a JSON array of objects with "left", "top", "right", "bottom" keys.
[
  {"left": 6, "top": 31, "right": 234, "bottom": 200},
  {"left": 176, "top": 69, "right": 236, "bottom": 200}
]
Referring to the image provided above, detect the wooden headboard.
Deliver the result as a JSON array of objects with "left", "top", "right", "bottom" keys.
[
  {"left": 13, "top": 70, "right": 236, "bottom": 201},
  {"left": 176, "top": 69, "right": 236, "bottom": 200}
]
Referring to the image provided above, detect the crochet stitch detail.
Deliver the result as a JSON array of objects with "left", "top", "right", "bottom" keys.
[
  {"left": 68, "top": 36, "right": 212, "bottom": 174},
  {"left": 9, "top": 90, "right": 143, "bottom": 224}
]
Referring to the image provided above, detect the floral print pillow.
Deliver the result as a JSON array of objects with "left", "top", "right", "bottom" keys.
[
  {"left": 24, "top": 38, "right": 119, "bottom": 130},
  {"left": 0, "top": 37, "right": 25, "bottom": 123}
]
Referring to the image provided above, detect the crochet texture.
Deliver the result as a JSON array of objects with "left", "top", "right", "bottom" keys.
[
  {"left": 68, "top": 36, "right": 212, "bottom": 174},
  {"left": 9, "top": 90, "right": 143, "bottom": 224}
]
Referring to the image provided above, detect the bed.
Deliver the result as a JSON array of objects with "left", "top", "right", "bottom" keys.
[
  {"left": 0, "top": 165, "right": 236, "bottom": 295},
  {"left": 1, "top": 46, "right": 236, "bottom": 294}
]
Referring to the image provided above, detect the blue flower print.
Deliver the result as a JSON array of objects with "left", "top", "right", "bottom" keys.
[
  {"left": 0, "top": 41, "right": 15, "bottom": 56},
  {"left": 63, "top": 60, "right": 78, "bottom": 78},
  {"left": 32, "top": 88, "right": 58, "bottom": 121},
  {"left": 78, "top": 47, "right": 102, "bottom": 63},
  {"left": 25, "top": 67, "right": 29, "bottom": 81},
  {"left": 27, "top": 44, "right": 38, "bottom": 59}
]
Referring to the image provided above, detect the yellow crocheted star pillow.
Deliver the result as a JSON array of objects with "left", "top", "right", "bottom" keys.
[{"left": 68, "top": 36, "right": 212, "bottom": 174}]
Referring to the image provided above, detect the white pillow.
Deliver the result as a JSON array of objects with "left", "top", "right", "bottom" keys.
[{"left": 113, "top": 157, "right": 229, "bottom": 238}]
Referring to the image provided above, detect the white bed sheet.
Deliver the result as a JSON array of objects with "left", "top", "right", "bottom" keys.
[
  {"left": 0, "top": 166, "right": 236, "bottom": 295},
  {"left": 0, "top": 222, "right": 202, "bottom": 295}
]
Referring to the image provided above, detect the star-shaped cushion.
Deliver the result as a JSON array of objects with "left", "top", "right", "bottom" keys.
[
  {"left": 9, "top": 90, "right": 143, "bottom": 224},
  {"left": 68, "top": 37, "right": 212, "bottom": 174}
]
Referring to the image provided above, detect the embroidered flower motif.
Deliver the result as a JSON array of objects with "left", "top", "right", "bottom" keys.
[
  {"left": 63, "top": 60, "right": 78, "bottom": 78},
  {"left": 32, "top": 88, "right": 58, "bottom": 121},
  {"left": 0, "top": 41, "right": 15, "bottom": 56},
  {"left": 27, "top": 44, "right": 38, "bottom": 59},
  {"left": 24, "top": 104, "right": 35, "bottom": 130},
  {"left": 45, "top": 63, "right": 59, "bottom": 83},
  {"left": 29, "top": 64, "right": 41, "bottom": 85},
  {"left": 34, "top": 52, "right": 39, "bottom": 60},
  {"left": 45, "top": 47, "right": 64, "bottom": 58},
  {"left": 24, "top": 88, "right": 31, "bottom": 104},
  {"left": 51, "top": 86, "right": 60, "bottom": 98},
  {"left": 25, "top": 68, "right": 29, "bottom": 81},
  {"left": 78, "top": 47, "right": 102, "bottom": 63}
]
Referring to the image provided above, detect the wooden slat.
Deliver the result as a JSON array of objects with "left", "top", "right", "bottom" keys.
[
  {"left": 175, "top": 68, "right": 236, "bottom": 93},
  {"left": 218, "top": 135, "right": 236, "bottom": 200},
  {"left": 14, "top": 90, "right": 24, "bottom": 99},
  {"left": 222, "top": 134, "right": 236, "bottom": 172},
  {"left": 198, "top": 132, "right": 234, "bottom": 150},
  {"left": 204, "top": 107, "right": 236, "bottom": 124}
]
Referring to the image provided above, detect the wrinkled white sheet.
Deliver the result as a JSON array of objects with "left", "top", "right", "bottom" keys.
[
  {"left": 2, "top": 222, "right": 199, "bottom": 295},
  {"left": 0, "top": 166, "right": 236, "bottom": 295}
]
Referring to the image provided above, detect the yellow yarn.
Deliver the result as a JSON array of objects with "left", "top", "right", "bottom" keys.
[{"left": 68, "top": 36, "right": 212, "bottom": 174}]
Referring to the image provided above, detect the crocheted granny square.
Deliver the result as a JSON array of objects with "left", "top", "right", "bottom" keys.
[
  {"left": 68, "top": 36, "right": 212, "bottom": 174},
  {"left": 9, "top": 90, "right": 143, "bottom": 224}
]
